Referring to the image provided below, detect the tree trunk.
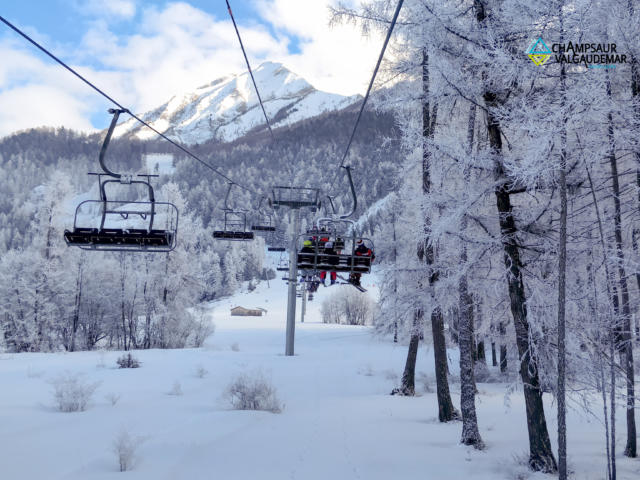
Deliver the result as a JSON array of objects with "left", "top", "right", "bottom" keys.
[
  {"left": 632, "top": 229, "right": 640, "bottom": 340},
  {"left": 458, "top": 101, "right": 482, "bottom": 442},
  {"left": 626, "top": 7, "right": 640, "bottom": 450},
  {"left": 476, "top": 341, "right": 486, "bottom": 364},
  {"left": 499, "top": 321, "right": 508, "bottom": 373},
  {"left": 474, "top": 297, "right": 487, "bottom": 368},
  {"left": 610, "top": 322, "right": 618, "bottom": 480},
  {"left": 556, "top": 121, "right": 568, "bottom": 480},
  {"left": 491, "top": 341, "right": 497, "bottom": 367},
  {"left": 586, "top": 151, "right": 621, "bottom": 476},
  {"left": 431, "top": 306, "right": 458, "bottom": 421},
  {"left": 419, "top": 47, "right": 458, "bottom": 421},
  {"left": 393, "top": 216, "right": 399, "bottom": 344},
  {"left": 473, "top": 0, "right": 556, "bottom": 466},
  {"left": 557, "top": 50, "right": 568, "bottom": 480},
  {"left": 606, "top": 99, "right": 637, "bottom": 457},
  {"left": 144, "top": 314, "right": 152, "bottom": 349},
  {"left": 483, "top": 91, "right": 557, "bottom": 471},
  {"left": 459, "top": 254, "right": 483, "bottom": 447},
  {"left": 395, "top": 311, "right": 421, "bottom": 396},
  {"left": 450, "top": 309, "right": 459, "bottom": 345},
  {"left": 120, "top": 254, "right": 128, "bottom": 351},
  {"left": 70, "top": 259, "right": 83, "bottom": 352}
]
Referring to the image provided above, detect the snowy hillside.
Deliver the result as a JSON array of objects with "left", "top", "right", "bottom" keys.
[{"left": 113, "top": 62, "right": 360, "bottom": 145}]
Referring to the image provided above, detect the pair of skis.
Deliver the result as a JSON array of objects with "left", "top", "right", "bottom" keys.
[{"left": 335, "top": 275, "right": 367, "bottom": 292}]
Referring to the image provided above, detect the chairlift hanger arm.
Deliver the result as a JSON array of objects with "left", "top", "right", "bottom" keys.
[
  {"left": 224, "top": 182, "right": 234, "bottom": 211},
  {"left": 256, "top": 195, "right": 272, "bottom": 215},
  {"left": 326, "top": 0, "right": 404, "bottom": 195},
  {"left": 340, "top": 166, "right": 358, "bottom": 219},
  {"left": 324, "top": 195, "right": 337, "bottom": 215},
  {"left": 99, "top": 109, "right": 126, "bottom": 179}
]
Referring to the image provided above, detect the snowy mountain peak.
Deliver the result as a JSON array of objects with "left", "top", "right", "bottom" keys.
[{"left": 114, "top": 62, "right": 360, "bottom": 145}]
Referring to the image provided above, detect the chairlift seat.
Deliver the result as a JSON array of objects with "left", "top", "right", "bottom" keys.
[
  {"left": 268, "top": 247, "right": 286, "bottom": 252},
  {"left": 65, "top": 199, "right": 178, "bottom": 252},
  {"left": 251, "top": 225, "right": 276, "bottom": 232},
  {"left": 213, "top": 231, "right": 255, "bottom": 240},
  {"left": 64, "top": 227, "right": 174, "bottom": 250},
  {"left": 297, "top": 253, "right": 371, "bottom": 273}
]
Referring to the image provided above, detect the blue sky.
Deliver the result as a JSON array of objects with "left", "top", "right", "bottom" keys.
[
  {"left": 0, "top": 0, "right": 379, "bottom": 136},
  {"left": 1, "top": 1, "right": 300, "bottom": 56}
]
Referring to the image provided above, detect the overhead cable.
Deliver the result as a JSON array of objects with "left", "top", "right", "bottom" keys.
[
  {"left": 0, "top": 14, "right": 258, "bottom": 195},
  {"left": 226, "top": 0, "right": 276, "bottom": 142},
  {"left": 328, "top": 0, "right": 404, "bottom": 193}
]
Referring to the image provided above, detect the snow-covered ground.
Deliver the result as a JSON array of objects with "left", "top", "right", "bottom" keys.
[{"left": 0, "top": 259, "right": 637, "bottom": 479}]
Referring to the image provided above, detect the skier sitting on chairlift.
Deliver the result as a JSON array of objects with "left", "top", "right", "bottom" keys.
[
  {"left": 299, "top": 239, "right": 314, "bottom": 265},
  {"left": 349, "top": 239, "right": 375, "bottom": 287},
  {"left": 320, "top": 240, "right": 338, "bottom": 286},
  {"left": 317, "top": 227, "right": 329, "bottom": 247}
]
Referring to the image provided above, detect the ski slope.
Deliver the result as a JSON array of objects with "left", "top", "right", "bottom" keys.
[{"left": 0, "top": 257, "right": 636, "bottom": 479}]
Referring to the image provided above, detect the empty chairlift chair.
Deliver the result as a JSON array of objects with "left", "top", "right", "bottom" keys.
[
  {"left": 267, "top": 225, "right": 287, "bottom": 252},
  {"left": 213, "top": 210, "right": 254, "bottom": 241},
  {"left": 251, "top": 212, "right": 276, "bottom": 234},
  {"left": 64, "top": 109, "right": 178, "bottom": 252},
  {"left": 251, "top": 202, "right": 278, "bottom": 245},
  {"left": 213, "top": 183, "right": 255, "bottom": 241}
]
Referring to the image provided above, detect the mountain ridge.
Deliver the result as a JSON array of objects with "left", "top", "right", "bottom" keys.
[{"left": 113, "top": 62, "right": 362, "bottom": 145}]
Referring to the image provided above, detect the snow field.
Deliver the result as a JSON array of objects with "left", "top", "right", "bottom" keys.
[{"left": 0, "top": 269, "right": 637, "bottom": 479}]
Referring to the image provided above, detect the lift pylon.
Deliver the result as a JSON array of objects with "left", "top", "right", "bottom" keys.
[{"left": 271, "top": 186, "right": 320, "bottom": 356}]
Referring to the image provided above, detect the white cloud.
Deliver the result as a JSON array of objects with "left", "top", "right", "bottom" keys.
[
  {"left": 0, "top": 0, "right": 387, "bottom": 137},
  {"left": 252, "top": 0, "right": 384, "bottom": 95},
  {"left": 0, "top": 39, "right": 102, "bottom": 137},
  {"left": 76, "top": 3, "right": 290, "bottom": 112},
  {"left": 74, "top": 0, "right": 137, "bottom": 20},
  {"left": 0, "top": 84, "right": 96, "bottom": 135}
]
